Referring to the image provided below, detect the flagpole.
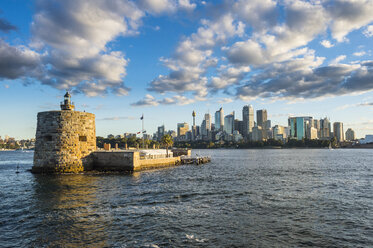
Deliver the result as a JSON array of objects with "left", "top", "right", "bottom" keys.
[{"left": 142, "top": 113, "right": 145, "bottom": 149}]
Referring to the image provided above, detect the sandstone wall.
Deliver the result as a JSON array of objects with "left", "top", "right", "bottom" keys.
[
  {"left": 91, "top": 151, "right": 181, "bottom": 172},
  {"left": 91, "top": 151, "right": 135, "bottom": 171},
  {"left": 32, "top": 111, "right": 96, "bottom": 173}
]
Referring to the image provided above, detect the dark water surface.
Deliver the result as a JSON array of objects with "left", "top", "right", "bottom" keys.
[{"left": 0, "top": 149, "right": 372, "bottom": 247}]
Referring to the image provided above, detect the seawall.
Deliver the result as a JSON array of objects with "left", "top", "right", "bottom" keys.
[
  {"left": 91, "top": 150, "right": 182, "bottom": 172},
  {"left": 32, "top": 111, "right": 96, "bottom": 173}
]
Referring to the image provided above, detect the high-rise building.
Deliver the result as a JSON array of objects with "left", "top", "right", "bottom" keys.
[
  {"left": 313, "top": 119, "right": 320, "bottom": 138},
  {"left": 201, "top": 113, "right": 212, "bottom": 139},
  {"left": 157, "top": 125, "right": 165, "bottom": 141},
  {"left": 288, "top": 116, "right": 313, "bottom": 140},
  {"left": 242, "top": 105, "right": 254, "bottom": 137},
  {"left": 273, "top": 125, "right": 287, "bottom": 141},
  {"left": 201, "top": 120, "right": 206, "bottom": 136},
  {"left": 252, "top": 126, "right": 263, "bottom": 141},
  {"left": 345, "top": 128, "right": 355, "bottom": 141},
  {"left": 215, "top": 107, "right": 224, "bottom": 131},
  {"left": 223, "top": 112, "right": 235, "bottom": 134},
  {"left": 264, "top": 120, "right": 271, "bottom": 130},
  {"left": 320, "top": 117, "right": 331, "bottom": 140},
  {"left": 333, "top": 122, "right": 344, "bottom": 142},
  {"left": 177, "top": 122, "right": 189, "bottom": 137},
  {"left": 205, "top": 113, "right": 211, "bottom": 132},
  {"left": 234, "top": 119, "right": 243, "bottom": 134},
  {"left": 256, "top": 109, "right": 267, "bottom": 128}
]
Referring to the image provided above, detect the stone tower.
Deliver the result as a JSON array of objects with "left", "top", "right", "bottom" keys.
[{"left": 32, "top": 92, "right": 96, "bottom": 173}]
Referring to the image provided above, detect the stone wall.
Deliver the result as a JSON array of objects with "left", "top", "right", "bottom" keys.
[
  {"left": 32, "top": 110, "right": 96, "bottom": 173},
  {"left": 92, "top": 151, "right": 182, "bottom": 172},
  {"left": 91, "top": 151, "right": 135, "bottom": 171}
]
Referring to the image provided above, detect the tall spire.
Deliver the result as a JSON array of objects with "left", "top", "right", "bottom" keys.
[{"left": 192, "top": 110, "right": 196, "bottom": 126}]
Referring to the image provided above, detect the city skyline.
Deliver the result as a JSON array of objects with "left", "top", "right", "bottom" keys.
[{"left": 1, "top": 0, "right": 373, "bottom": 139}]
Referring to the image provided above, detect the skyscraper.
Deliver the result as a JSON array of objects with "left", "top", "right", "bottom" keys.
[
  {"left": 256, "top": 109, "right": 267, "bottom": 128},
  {"left": 201, "top": 113, "right": 212, "bottom": 139},
  {"left": 320, "top": 117, "right": 331, "bottom": 140},
  {"left": 205, "top": 113, "right": 211, "bottom": 132},
  {"left": 223, "top": 112, "right": 235, "bottom": 134},
  {"left": 288, "top": 116, "right": 313, "bottom": 140},
  {"left": 242, "top": 105, "right": 254, "bottom": 138},
  {"left": 157, "top": 125, "right": 165, "bottom": 141},
  {"left": 215, "top": 107, "right": 224, "bottom": 131},
  {"left": 333, "top": 122, "right": 344, "bottom": 142},
  {"left": 177, "top": 122, "right": 189, "bottom": 137},
  {"left": 345, "top": 128, "right": 355, "bottom": 141}
]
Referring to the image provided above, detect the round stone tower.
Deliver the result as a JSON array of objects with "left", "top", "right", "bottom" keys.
[{"left": 32, "top": 92, "right": 96, "bottom": 173}]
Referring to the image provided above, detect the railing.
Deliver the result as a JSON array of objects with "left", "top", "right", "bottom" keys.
[
  {"left": 139, "top": 154, "right": 173, "bottom": 160},
  {"left": 60, "top": 101, "right": 75, "bottom": 105}
]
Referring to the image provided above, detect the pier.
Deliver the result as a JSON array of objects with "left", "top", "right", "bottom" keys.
[
  {"left": 91, "top": 149, "right": 211, "bottom": 172},
  {"left": 181, "top": 156, "right": 211, "bottom": 165}
]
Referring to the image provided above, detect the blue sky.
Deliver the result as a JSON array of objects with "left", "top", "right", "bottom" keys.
[{"left": 0, "top": 0, "right": 372, "bottom": 139}]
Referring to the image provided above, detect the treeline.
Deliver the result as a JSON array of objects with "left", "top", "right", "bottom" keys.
[
  {"left": 97, "top": 136, "right": 336, "bottom": 149},
  {"left": 0, "top": 143, "right": 20, "bottom": 149},
  {"left": 174, "top": 138, "right": 335, "bottom": 149},
  {"left": 96, "top": 136, "right": 160, "bottom": 149}
]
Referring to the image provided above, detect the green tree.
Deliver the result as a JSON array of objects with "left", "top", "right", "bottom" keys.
[{"left": 161, "top": 134, "right": 174, "bottom": 157}]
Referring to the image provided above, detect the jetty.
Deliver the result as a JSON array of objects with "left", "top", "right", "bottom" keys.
[
  {"left": 32, "top": 92, "right": 211, "bottom": 174},
  {"left": 91, "top": 148, "right": 210, "bottom": 172},
  {"left": 181, "top": 156, "right": 211, "bottom": 165}
]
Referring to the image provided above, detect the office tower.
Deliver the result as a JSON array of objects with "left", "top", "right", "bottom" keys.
[
  {"left": 345, "top": 128, "right": 355, "bottom": 141},
  {"left": 252, "top": 126, "right": 263, "bottom": 141},
  {"left": 288, "top": 116, "right": 313, "bottom": 140},
  {"left": 223, "top": 112, "right": 235, "bottom": 134},
  {"left": 205, "top": 113, "right": 211, "bottom": 132},
  {"left": 201, "top": 120, "right": 207, "bottom": 136},
  {"left": 234, "top": 119, "right": 243, "bottom": 134},
  {"left": 308, "top": 127, "right": 318, "bottom": 139},
  {"left": 157, "top": 125, "right": 165, "bottom": 141},
  {"left": 242, "top": 105, "right": 254, "bottom": 137},
  {"left": 273, "top": 125, "right": 287, "bottom": 141},
  {"left": 333, "top": 122, "right": 344, "bottom": 142},
  {"left": 201, "top": 113, "right": 212, "bottom": 139},
  {"left": 313, "top": 119, "right": 320, "bottom": 138},
  {"left": 215, "top": 107, "right": 224, "bottom": 131},
  {"left": 320, "top": 117, "right": 331, "bottom": 140},
  {"left": 177, "top": 122, "right": 189, "bottom": 137},
  {"left": 304, "top": 117, "right": 315, "bottom": 139},
  {"left": 265, "top": 120, "right": 271, "bottom": 130},
  {"left": 256, "top": 109, "right": 267, "bottom": 128}
]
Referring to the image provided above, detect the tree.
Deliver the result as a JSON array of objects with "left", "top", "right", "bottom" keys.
[{"left": 161, "top": 134, "right": 174, "bottom": 157}]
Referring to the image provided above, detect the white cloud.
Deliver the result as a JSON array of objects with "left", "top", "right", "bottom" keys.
[
  {"left": 131, "top": 94, "right": 201, "bottom": 106},
  {"left": 131, "top": 94, "right": 159, "bottom": 107},
  {"left": 320, "top": 40, "right": 334, "bottom": 48},
  {"left": 29, "top": 0, "right": 145, "bottom": 96},
  {"left": 353, "top": 51, "right": 366, "bottom": 56},
  {"left": 137, "top": 0, "right": 195, "bottom": 14},
  {"left": 217, "top": 97, "right": 233, "bottom": 104},
  {"left": 363, "top": 25, "right": 373, "bottom": 37},
  {"left": 148, "top": 14, "right": 245, "bottom": 97},
  {"left": 0, "top": 40, "right": 41, "bottom": 79},
  {"left": 327, "top": 0, "right": 373, "bottom": 42},
  {"left": 236, "top": 60, "right": 373, "bottom": 101},
  {"left": 331, "top": 55, "right": 346, "bottom": 64}
]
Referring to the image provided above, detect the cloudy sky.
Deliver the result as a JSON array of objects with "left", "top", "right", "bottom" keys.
[{"left": 0, "top": 0, "right": 372, "bottom": 139}]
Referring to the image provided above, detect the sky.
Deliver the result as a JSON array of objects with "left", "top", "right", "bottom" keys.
[{"left": 0, "top": 0, "right": 372, "bottom": 140}]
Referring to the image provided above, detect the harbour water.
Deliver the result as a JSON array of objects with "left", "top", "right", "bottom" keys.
[{"left": 0, "top": 149, "right": 372, "bottom": 247}]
